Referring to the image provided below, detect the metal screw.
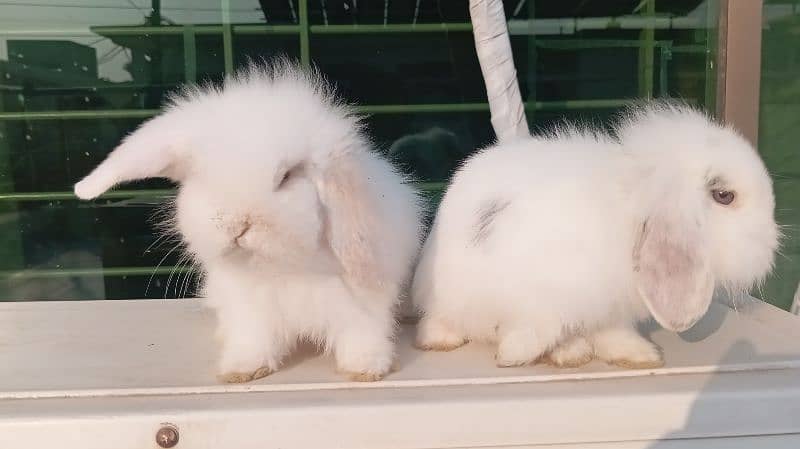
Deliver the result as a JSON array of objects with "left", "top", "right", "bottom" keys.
[{"left": 156, "top": 424, "right": 179, "bottom": 448}]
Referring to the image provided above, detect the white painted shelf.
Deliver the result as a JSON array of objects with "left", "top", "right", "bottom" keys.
[{"left": 1, "top": 298, "right": 799, "bottom": 448}]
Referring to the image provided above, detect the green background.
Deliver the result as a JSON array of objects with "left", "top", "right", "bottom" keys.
[{"left": 759, "top": 0, "right": 800, "bottom": 311}]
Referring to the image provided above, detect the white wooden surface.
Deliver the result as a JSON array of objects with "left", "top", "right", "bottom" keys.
[{"left": 1, "top": 298, "right": 799, "bottom": 448}]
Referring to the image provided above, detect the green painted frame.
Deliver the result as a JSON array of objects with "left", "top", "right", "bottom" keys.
[{"left": 0, "top": 0, "right": 717, "bottom": 282}]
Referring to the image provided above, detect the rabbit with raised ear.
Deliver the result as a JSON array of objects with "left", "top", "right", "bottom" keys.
[
  {"left": 75, "top": 59, "right": 424, "bottom": 382},
  {"left": 412, "top": 102, "right": 778, "bottom": 369}
]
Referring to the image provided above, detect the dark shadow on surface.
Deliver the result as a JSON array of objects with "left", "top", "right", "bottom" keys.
[
  {"left": 637, "top": 293, "right": 738, "bottom": 344},
  {"left": 677, "top": 302, "right": 729, "bottom": 343},
  {"left": 645, "top": 338, "right": 797, "bottom": 448}
]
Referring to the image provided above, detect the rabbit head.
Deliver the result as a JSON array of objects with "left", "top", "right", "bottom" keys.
[
  {"left": 619, "top": 103, "right": 779, "bottom": 332},
  {"left": 75, "top": 60, "right": 395, "bottom": 287}
]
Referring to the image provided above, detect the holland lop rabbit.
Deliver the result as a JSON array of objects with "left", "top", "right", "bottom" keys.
[
  {"left": 412, "top": 103, "right": 778, "bottom": 369},
  {"left": 75, "top": 60, "right": 424, "bottom": 382}
]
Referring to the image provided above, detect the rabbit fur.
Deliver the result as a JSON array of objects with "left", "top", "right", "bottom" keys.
[
  {"left": 75, "top": 60, "right": 425, "bottom": 382},
  {"left": 412, "top": 103, "right": 779, "bottom": 369}
]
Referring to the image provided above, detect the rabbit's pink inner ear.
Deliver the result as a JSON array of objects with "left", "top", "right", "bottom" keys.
[
  {"left": 633, "top": 218, "right": 715, "bottom": 332},
  {"left": 317, "top": 153, "right": 384, "bottom": 290}
]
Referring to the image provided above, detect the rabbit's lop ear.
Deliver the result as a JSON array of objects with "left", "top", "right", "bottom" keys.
[
  {"left": 316, "top": 151, "right": 384, "bottom": 290},
  {"left": 74, "top": 114, "right": 187, "bottom": 200},
  {"left": 633, "top": 211, "right": 715, "bottom": 332}
]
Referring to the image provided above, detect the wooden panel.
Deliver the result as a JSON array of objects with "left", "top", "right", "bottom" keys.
[{"left": 717, "top": 0, "right": 764, "bottom": 145}]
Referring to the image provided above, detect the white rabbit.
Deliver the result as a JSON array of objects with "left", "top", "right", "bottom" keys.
[
  {"left": 75, "top": 59, "right": 424, "bottom": 382},
  {"left": 412, "top": 103, "right": 778, "bottom": 369}
]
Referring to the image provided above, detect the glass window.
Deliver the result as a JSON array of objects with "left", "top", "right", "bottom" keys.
[
  {"left": 0, "top": 1, "right": 724, "bottom": 301},
  {"left": 759, "top": 0, "right": 800, "bottom": 311}
]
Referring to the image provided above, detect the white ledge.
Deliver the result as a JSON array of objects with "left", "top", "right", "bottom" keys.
[{"left": 1, "top": 298, "right": 800, "bottom": 448}]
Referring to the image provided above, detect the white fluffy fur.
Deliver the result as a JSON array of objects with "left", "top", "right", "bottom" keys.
[
  {"left": 413, "top": 103, "right": 778, "bottom": 368},
  {"left": 75, "top": 60, "right": 424, "bottom": 382}
]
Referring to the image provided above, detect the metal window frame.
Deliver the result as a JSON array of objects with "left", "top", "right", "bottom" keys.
[{"left": 0, "top": 1, "right": 765, "bottom": 284}]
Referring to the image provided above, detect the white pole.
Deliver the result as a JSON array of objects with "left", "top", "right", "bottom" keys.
[
  {"left": 792, "top": 281, "right": 800, "bottom": 316},
  {"left": 469, "top": 0, "right": 529, "bottom": 141}
]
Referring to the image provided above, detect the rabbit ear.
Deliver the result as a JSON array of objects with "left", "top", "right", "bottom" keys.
[
  {"left": 74, "top": 114, "right": 187, "bottom": 200},
  {"left": 315, "top": 151, "right": 385, "bottom": 290},
  {"left": 633, "top": 211, "right": 715, "bottom": 332}
]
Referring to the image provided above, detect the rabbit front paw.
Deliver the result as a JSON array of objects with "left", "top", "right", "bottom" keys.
[
  {"left": 495, "top": 328, "right": 546, "bottom": 367},
  {"left": 415, "top": 317, "right": 467, "bottom": 352},
  {"left": 218, "top": 366, "right": 275, "bottom": 384},
  {"left": 591, "top": 326, "right": 664, "bottom": 369},
  {"left": 335, "top": 332, "right": 394, "bottom": 382},
  {"left": 545, "top": 336, "right": 594, "bottom": 368},
  {"left": 217, "top": 339, "right": 284, "bottom": 384}
]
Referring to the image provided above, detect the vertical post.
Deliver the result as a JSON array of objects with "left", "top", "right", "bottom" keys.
[
  {"left": 659, "top": 42, "right": 671, "bottom": 97},
  {"left": 299, "top": 0, "right": 310, "bottom": 67},
  {"left": 526, "top": 0, "right": 536, "bottom": 125},
  {"left": 0, "top": 73, "right": 25, "bottom": 276},
  {"left": 151, "top": 0, "right": 161, "bottom": 25},
  {"left": 469, "top": 0, "right": 529, "bottom": 141},
  {"left": 149, "top": 0, "right": 163, "bottom": 98},
  {"left": 637, "top": 0, "right": 655, "bottom": 99},
  {"left": 705, "top": 0, "right": 721, "bottom": 113},
  {"left": 222, "top": 0, "right": 234, "bottom": 74},
  {"left": 715, "top": 0, "right": 729, "bottom": 117},
  {"left": 183, "top": 25, "right": 197, "bottom": 83},
  {"left": 716, "top": 0, "right": 763, "bottom": 145}
]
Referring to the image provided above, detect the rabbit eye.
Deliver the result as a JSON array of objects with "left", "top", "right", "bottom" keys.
[
  {"left": 275, "top": 163, "right": 305, "bottom": 190},
  {"left": 711, "top": 189, "right": 735, "bottom": 206},
  {"left": 277, "top": 170, "right": 291, "bottom": 189}
]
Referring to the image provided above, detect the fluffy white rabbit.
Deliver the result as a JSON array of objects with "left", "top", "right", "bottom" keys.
[
  {"left": 412, "top": 103, "right": 778, "bottom": 369},
  {"left": 75, "top": 60, "right": 424, "bottom": 382}
]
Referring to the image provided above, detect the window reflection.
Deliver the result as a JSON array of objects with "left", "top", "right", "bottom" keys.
[{"left": 0, "top": 1, "right": 731, "bottom": 301}]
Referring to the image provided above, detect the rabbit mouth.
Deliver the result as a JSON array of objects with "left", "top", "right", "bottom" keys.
[{"left": 220, "top": 244, "right": 252, "bottom": 261}]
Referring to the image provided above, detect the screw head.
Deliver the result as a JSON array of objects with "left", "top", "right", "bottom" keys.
[{"left": 155, "top": 424, "right": 179, "bottom": 448}]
